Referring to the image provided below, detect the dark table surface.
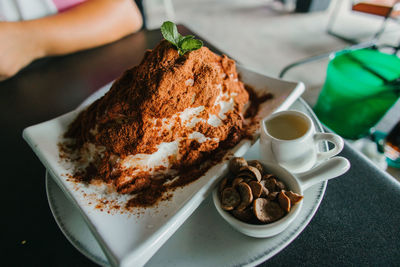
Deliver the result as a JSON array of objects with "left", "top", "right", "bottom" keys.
[{"left": 3, "top": 25, "right": 400, "bottom": 266}]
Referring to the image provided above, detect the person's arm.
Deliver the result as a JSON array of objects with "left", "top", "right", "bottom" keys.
[{"left": 0, "top": 0, "right": 143, "bottom": 80}]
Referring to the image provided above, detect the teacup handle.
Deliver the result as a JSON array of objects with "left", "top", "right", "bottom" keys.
[
  {"left": 296, "top": 156, "right": 350, "bottom": 191},
  {"left": 314, "top": 133, "right": 344, "bottom": 162}
]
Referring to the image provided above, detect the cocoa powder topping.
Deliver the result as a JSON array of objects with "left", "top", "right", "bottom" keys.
[{"left": 60, "top": 40, "right": 272, "bottom": 210}]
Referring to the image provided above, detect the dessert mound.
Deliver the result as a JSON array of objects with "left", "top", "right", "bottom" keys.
[{"left": 63, "top": 40, "right": 251, "bottom": 200}]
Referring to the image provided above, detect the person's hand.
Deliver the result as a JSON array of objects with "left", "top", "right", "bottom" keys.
[
  {"left": 0, "top": 0, "right": 142, "bottom": 81},
  {"left": 0, "top": 22, "right": 43, "bottom": 81}
]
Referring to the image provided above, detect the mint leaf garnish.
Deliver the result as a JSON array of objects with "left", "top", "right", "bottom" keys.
[
  {"left": 161, "top": 21, "right": 179, "bottom": 46},
  {"left": 181, "top": 38, "right": 203, "bottom": 55},
  {"left": 161, "top": 21, "right": 203, "bottom": 56},
  {"left": 178, "top": 35, "right": 195, "bottom": 47}
]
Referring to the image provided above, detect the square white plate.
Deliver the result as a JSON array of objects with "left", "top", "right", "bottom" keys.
[{"left": 23, "top": 65, "right": 304, "bottom": 267}]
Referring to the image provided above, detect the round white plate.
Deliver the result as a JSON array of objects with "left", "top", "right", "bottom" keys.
[{"left": 46, "top": 99, "right": 327, "bottom": 266}]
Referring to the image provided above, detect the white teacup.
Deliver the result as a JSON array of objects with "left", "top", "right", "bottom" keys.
[{"left": 260, "top": 110, "right": 344, "bottom": 173}]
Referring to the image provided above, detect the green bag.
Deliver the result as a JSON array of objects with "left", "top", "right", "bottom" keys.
[{"left": 314, "top": 48, "right": 400, "bottom": 140}]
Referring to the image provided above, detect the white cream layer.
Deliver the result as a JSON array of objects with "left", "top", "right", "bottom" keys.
[
  {"left": 84, "top": 84, "right": 238, "bottom": 180},
  {"left": 119, "top": 86, "right": 237, "bottom": 176}
]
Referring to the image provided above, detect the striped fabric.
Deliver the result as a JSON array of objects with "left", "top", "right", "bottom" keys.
[
  {"left": 52, "top": 0, "right": 86, "bottom": 12},
  {"left": 0, "top": 0, "right": 87, "bottom": 21}
]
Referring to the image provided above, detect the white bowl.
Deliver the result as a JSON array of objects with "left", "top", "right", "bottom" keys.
[{"left": 213, "top": 158, "right": 350, "bottom": 238}]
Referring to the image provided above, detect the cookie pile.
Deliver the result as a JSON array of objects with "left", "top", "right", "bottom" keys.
[{"left": 218, "top": 157, "right": 303, "bottom": 224}]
